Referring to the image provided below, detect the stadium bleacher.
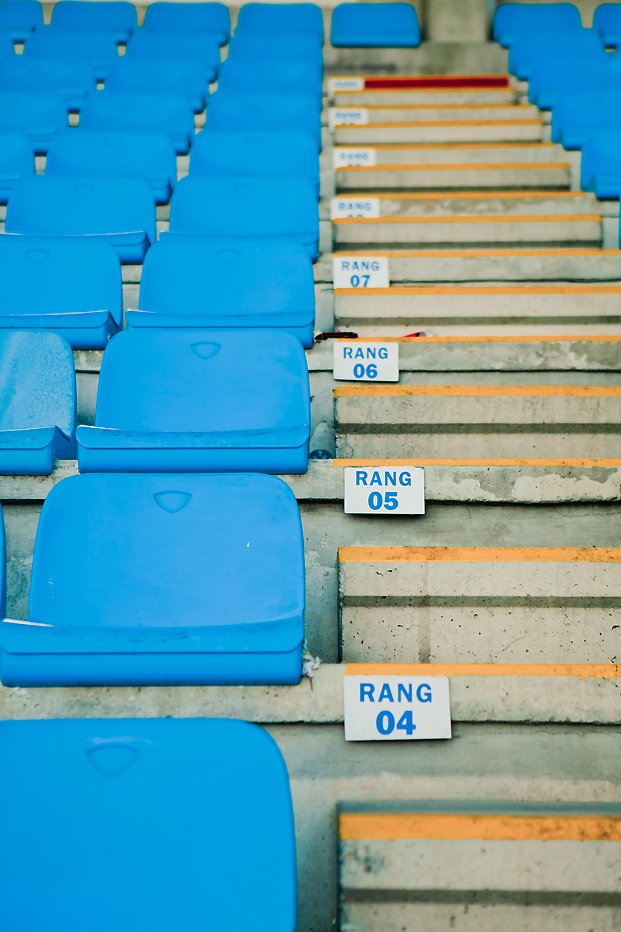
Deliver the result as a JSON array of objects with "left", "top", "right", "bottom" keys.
[{"left": 0, "top": 2, "right": 620, "bottom": 930}]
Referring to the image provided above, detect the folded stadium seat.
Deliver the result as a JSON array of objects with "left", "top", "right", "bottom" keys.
[
  {"left": 0, "top": 58, "right": 94, "bottom": 109},
  {"left": 105, "top": 58, "right": 208, "bottom": 112},
  {"left": 5, "top": 177, "right": 156, "bottom": 263},
  {"left": 205, "top": 91, "right": 321, "bottom": 147},
  {"left": 23, "top": 28, "right": 121, "bottom": 81},
  {"left": 216, "top": 59, "right": 322, "bottom": 98},
  {"left": 169, "top": 175, "right": 320, "bottom": 261},
  {"left": 77, "top": 328, "right": 310, "bottom": 472},
  {"left": 190, "top": 129, "right": 320, "bottom": 195},
  {"left": 0, "top": 330, "right": 76, "bottom": 475},
  {"left": 0, "top": 234, "right": 121, "bottom": 348},
  {"left": 143, "top": 1, "right": 230, "bottom": 44},
  {"left": 330, "top": 2, "right": 421, "bottom": 47},
  {"left": 226, "top": 32, "right": 323, "bottom": 69},
  {"left": 0, "top": 471, "right": 305, "bottom": 684},
  {"left": 0, "top": 719, "right": 296, "bottom": 927},
  {"left": 551, "top": 88, "right": 621, "bottom": 147},
  {"left": 124, "top": 30, "right": 222, "bottom": 81},
  {"left": 492, "top": 2, "right": 582, "bottom": 48},
  {"left": 79, "top": 91, "right": 195, "bottom": 154},
  {"left": 0, "top": 132, "right": 33, "bottom": 201},
  {"left": 594, "top": 3, "right": 621, "bottom": 47},
  {"left": 0, "top": 0, "right": 42, "bottom": 40},
  {"left": 508, "top": 28, "right": 606, "bottom": 80},
  {"left": 46, "top": 130, "right": 177, "bottom": 204},
  {"left": 581, "top": 127, "right": 621, "bottom": 198},
  {"left": 132, "top": 236, "right": 315, "bottom": 346},
  {"left": 235, "top": 2, "right": 324, "bottom": 41},
  {"left": 50, "top": 1, "right": 138, "bottom": 41},
  {"left": 526, "top": 54, "right": 621, "bottom": 108},
  {"left": 0, "top": 92, "right": 67, "bottom": 151},
  {"left": 0, "top": 31, "right": 16, "bottom": 61},
  {"left": 0, "top": 502, "right": 4, "bottom": 615}
]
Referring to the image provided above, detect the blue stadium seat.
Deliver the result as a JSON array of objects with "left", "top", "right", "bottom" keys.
[
  {"left": 132, "top": 236, "right": 315, "bottom": 346},
  {"left": 0, "top": 92, "right": 67, "bottom": 151},
  {"left": 169, "top": 175, "right": 319, "bottom": 261},
  {"left": 581, "top": 127, "right": 621, "bottom": 197},
  {"left": 0, "top": 471, "right": 305, "bottom": 684},
  {"left": 205, "top": 92, "right": 321, "bottom": 146},
  {"left": 0, "top": 500, "right": 4, "bottom": 616},
  {"left": 0, "top": 30, "right": 16, "bottom": 60},
  {"left": 0, "top": 58, "right": 94, "bottom": 109},
  {"left": 235, "top": 2, "right": 324, "bottom": 41},
  {"left": 550, "top": 88, "right": 621, "bottom": 147},
  {"left": 507, "top": 28, "right": 605, "bottom": 79},
  {"left": 23, "top": 28, "right": 120, "bottom": 81},
  {"left": 79, "top": 91, "right": 195, "bottom": 154},
  {"left": 526, "top": 54, "right": 621, "bottom": 108},
  {"left": 143, "top": 2, "right": 230, "bottom": 44},
  {"left": 105, "top": 57, "right": 208, "bottom": 111},
  {"left": 46, "top": 130, "right": 177, "bottom": 204},
  {"left": 125, "top": 30, "right": 222, "bottom": 80},
  {"left": 227, "top": 32, "right": 323, "bottom": 68},
  {"left": 0, "top": 0, "right": 42, "bottom": 41},
  {"left": 191, "top": 129, "right": 320, "bottom": 195},
  {"left": 217, "top": 58, "right": 322, "bottom": 98},
  {"left": 0, "top": 330, "right": 76, "bottom": 475},
  {"left": 5, "top": 177, "right": 156, "bottom": 263},
  {"left": 0, "top": 234, "right": 121, "bottom": 348},
  {"left": 594, "top": 3, "right": 621, "bottom": 47},
  {"left": 0, "top": 718, "right": 296, "bottom": 931},
  {"left": 492, "top": 2, "right": 582, "bottom": 47},
  {"left": 0, "top": 132, "right": 33, "bottom": 201},
  {"left": 50, "top": 1, "right": 138, "bottom": 41},
  {"left": 330, "top": 2, "right": 421, "bottom": 47},
  {"left": 77, "top": 328, "right": 310, "bottom": 473}
]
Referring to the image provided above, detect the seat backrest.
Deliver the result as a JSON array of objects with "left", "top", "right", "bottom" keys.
[
  {"left": 0, "top": 0, "right": 42, "bottom": 36},
  {"left": 79, "top": 90, "right": 194, "bottom": 137},
  {"left": 125, "top": 29, "right": 222, "bottom": 72},
  {"left": 0, "top": 91, "right": 67, "bottom": 134},
  {"left": 190, "top": 129, "right": 319, "bottom": 180},
  {"left": 168, "top": 174, "right": 317, "bottom": 238},
  {"left": 104, "top": 57, "right": 207, "bottom": 105},
  {"left": 0, "top": 57, "right": 94, "bottom": 98},
  {"left": 0, "top": 31, "right": 16, "bottom": 60},
  {"left": 45, "top": 130, "right": 177, "bottom": 181},
  {"left": 594, "top": 3, "right": 621, "bottom": 37},
  {"left": 216, "top": 58, "right": 322, "bottom": 95},
  {"left": 205, "top": 91, "right": 321, "bottom": 134},
  {"left": 50, "top": 1, "right": 138, "bottom": 34},
  {"left": 0, "top": 717, "right": 296, "bottom": 932},
  {"left": 0, "top": 232, "right": 121, "bottom": 317},
  {"left": 143, "top": 1, "right": 230, "bottom": 41},
  {"left": 5, "top": 176, "right": 155, "bottom": 239},
  {"left": 493, "top": 2, "right": 582, "bottom": 43},
  {"left": 28, "top": 470, "right": 305, "bottom": 631},
  {"left": 23, "top": 28, "right": 120, "bottom": 62},
  {"left": 235, "top": 2, "right": 324, "bottom": 39},
  {"left": 139, "top": 235, "right": 315, "bottom": 317},
  {"left": 0, "top": 131, "right": 34, "bottom": 175},
  {"left": 227, "top": 31, "right": 323, "bottom": 63},
  {"left": 331, "top": 1, "right": 421, "bottom": 34},
  {"left": 0, "top": 330, "right": 75, "bottom": 437}
]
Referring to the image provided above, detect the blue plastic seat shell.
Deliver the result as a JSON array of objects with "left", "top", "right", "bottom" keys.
[
  {"left": 235, "top": 2, "right": 324, "bottom": 40},
  {"left": 79, "top": 90, "right": 195, "bottom": 154},
  {"left": 50, "top": 1, "right": 138, "bottom": 41},
  {"left": 0, "top": 0, "right": 43, "bottom": 40},
  {"left": 492, "top": 2, "right": 583, "bottom": 47},
  {"left": 143, "top": 2, "right": 231, "bottom": 43},
  {"left": 0, "top": 91, "right": 67, "bottom": 151},
  {"left": 0, "top": 131, "right": 34, "bottom": 202},
  {"left": 330, "top": 2, "right": 421, "bottom": 47}
]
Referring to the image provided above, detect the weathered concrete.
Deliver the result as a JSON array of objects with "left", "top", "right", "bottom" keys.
[
  {"left": 330, "top": 191, "right": 610, "bottom": 217},
  {"left": 331, "top": 89, "right": 519, "bottom": 107},
  {"left": 339, "top": 547, "right": 621, "bottom": 663},
  {"left": 334, "top": 286, "right": 621, "bottom": 336},
  {"left": 336, "top": 163, "right": 571, "bottom": 191},
  {"left": 334, "top": 121, "right": 543, "bottom": 144},
  {"left": 426, "top": 0, "right": 490, "bottom": 43},
  {"left": 332, "top": 142, "right": 566, "bottom": 165},
  {"left": 331, "top": 104, "right": 539, "bottom": 124},
  {"left": 323, "top": 42, "right": 509, "bottom": 75}
]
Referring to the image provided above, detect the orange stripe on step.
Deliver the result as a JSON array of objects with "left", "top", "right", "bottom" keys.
[
  {"left": 338, "top": 546, "right": 621, "bottom": 562},
  {"left": 333, "top": 285, "right": 621, "bottom": 295},
  {"left": 332, "top": 214, "right": 600, "bottom": 225},
  {"left": 332, "top": 457, "right": 621, "bottom": 465},
  {"left": 339, "top": 191, "right": 586, "bottom": 200},
  {"left": 332, "top": 384, "right": 621, "bottom": 397},
  {"left": 339, "top": 812, "right": 621, "bottom": 841},
  {"left": 334, "top": 119, "right": 542, "bottom": 128},
  {"left": 333, "top": 335, "right": 621, "bottom": 343},
  {"left": 337, "top": 162, "right": 570, "bottom": 171},
  {"left": 350, "top": 103, "right": 534, "bottom": 111},
  {"left": 334, "top": 142, "right": 554, "bottom": 150},
  {"left": 344, "top": 662, "right": 621, "bottom": 678},
  {"left": 330, "top": 248, "right": 619, "bottom": 257}
]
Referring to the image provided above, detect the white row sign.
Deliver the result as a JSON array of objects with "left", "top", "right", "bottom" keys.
[
  {"left": 333, "top": 341, "right": 398, "bottom": 382},
  {"left": 344, "top": 466, "right": 425, "bottom": 515},
  {"left": 330, "top": 197, "right": 380, "bottom": 219},
  {"left": 328, "top": 77, "right": 364, "bottom": 94},
  {"left": 333, "top": 255, "right": 389, "bottom": 289},
  {"left": 332, "top": 147, "right": 377, "bottom": 169},
  {"left": 344, "top": 675, "right": 452, "bottom": 741},
  {"left": 329, "top": 107, "right": 369, "bottom": 129}
]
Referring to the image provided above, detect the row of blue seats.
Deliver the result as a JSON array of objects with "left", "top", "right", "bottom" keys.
[
  {"left": 0, "top": 328, "right": 310, "bottom": 474},
  {"left": 494, "top": 3, "right": 621, "bottom": 50}
]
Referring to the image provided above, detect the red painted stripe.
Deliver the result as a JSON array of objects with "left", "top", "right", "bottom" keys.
[{"left": 364, "top": 76, "right": 511, "bottom": 90}]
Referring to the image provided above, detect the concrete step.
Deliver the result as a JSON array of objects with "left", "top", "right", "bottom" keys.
[
  {"left": 318, "top": 250, "right": 621, "bottom": 284},
  {"left": 331, "top": 88, "right": 519, "bottom": 107},
  {"left": 332, "top": 214, "right": 602, "bottom": 247},
  {"left": 330, "top": 191, "right": 608, "bottom": 218},
  {"left": 331, "top": 142, "right": 565, "bottom": 166},
  {"left": 333, "top": 120, "right": 543, "bottom": 144},
  {"left": 331, "top": 104, "right": 535, "bottom": 123},
  {"left": 339, "top": 801, "right": 621, "bottom": 932},
  {"left": 334, "top": 285, "right": 621, "bottom": 336},
  {"left": 338, "top": 545, "right": 621, "bottom": 662},
  {"left": 335, "top": 384, "right": 621, "bottom": 458},
  {"left": 335, "top": 163, "right": 571, "bottom": 191}
]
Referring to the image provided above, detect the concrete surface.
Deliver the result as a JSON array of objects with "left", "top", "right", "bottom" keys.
[
  {"left": 334, "top": 122, "right": 544, "bottom": 144},
  {"left": 336, "top": 164, "right": 571, "bottom": 191}
]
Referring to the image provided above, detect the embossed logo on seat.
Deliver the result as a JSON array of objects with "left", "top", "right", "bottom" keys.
[
  {"left": 25, "top": 250, "right": 50, "bottom": 264},
  {"left": 190, "top": 341, "right": 221, "bottom": 359},
  {"left": 87, "top": 744, "right": 138, "bottom": 777},
  {"left": 153, "top": 490, "right": 192, "bottom": 513},
  {"left": 216, "top": 250, "right": 240, "bottom": 264}
]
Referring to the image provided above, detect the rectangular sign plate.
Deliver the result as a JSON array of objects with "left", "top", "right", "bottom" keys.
[
  {"left": 328, "top": 77, "right": 365, "bottom": 94},
  {"left": 344, "top": 674, "right": 452, "bottom": 741},
  {"left": 332, "top": 147, "right": 377, "bottom": 169},
  {"left": 329, "top": 107, "right": 369, "bottom": 129},
  {"left": 333, "top": 255, "right": 389, "bottom": 289},
  {"left": 344, "top": 465, "right": 425, "bottom": 514},
  {"left": 333, "top": 341, "right": 399, "bottom": 382},
  {"left": 331, "top": 196, "right": 380, "bottom": 220}
]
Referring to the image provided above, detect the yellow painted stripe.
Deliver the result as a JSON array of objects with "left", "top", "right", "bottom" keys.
[
  {"left": 334, "top": 142, "right": 554, "bottom": 150},
  {"left": 344, "top": 662, "right": 621, "bottom": 678},
  {"left": 339, "top": 812, "right": 621, "bottom": 841},
  {"left": 337, "top": 162, "right": 570, "bottom": 171},
  {"left": 339, "top": 191, "right": 586, "bottom": 200},
  {"left": 334, "top": 119, "right": 542, "bottom": 128},
  {"left": 338, "top": 546, "right": 621, "bottom": 562},
  {"left": 332, "top": 457, "right": 621, "bottom": 465},
  {"left": 346, "top": 103, "right": 533, "bottom": 111},
  {"left": 332, "top": 248, "right": 619, "bottom": 257},
  {"left": 333, "top": 335, "right": 621, "bottom": 343},
  {"left": 333, "top": 384, "right": 621, "bottom": 397},
  {"left": 333, "top": 285, "right": 621, "bottom": 295},
  {"left": 333, "top": 214, "right": 600, "bottom": 225}
]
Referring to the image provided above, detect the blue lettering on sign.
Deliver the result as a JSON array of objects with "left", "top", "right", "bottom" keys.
[
  {"left": 369, "top": 471, "right": 382, "bottom": 486},
  {"left": 400, "top": 472, "right": 412, "bottom": 487},
  {"left": 353, "top": 470, "right": 412, "bottom": 487},
  {"left": 398, "top": 683, "right": 413, "bottom": 702},
  {"left": 360, "top": 683, "right": 375, "bottom": 701},
  {"left": 378, "top": 683, "right": 394, "bottom": 703},
  {"left": 356, "top": 471, "right": 368, "bottom": 486},
  {"left": 359, "top": 681, "right": 434, "bottom": 703},
  {"left": 378, "top": 347, "right": 388, "bottom": 359}
]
